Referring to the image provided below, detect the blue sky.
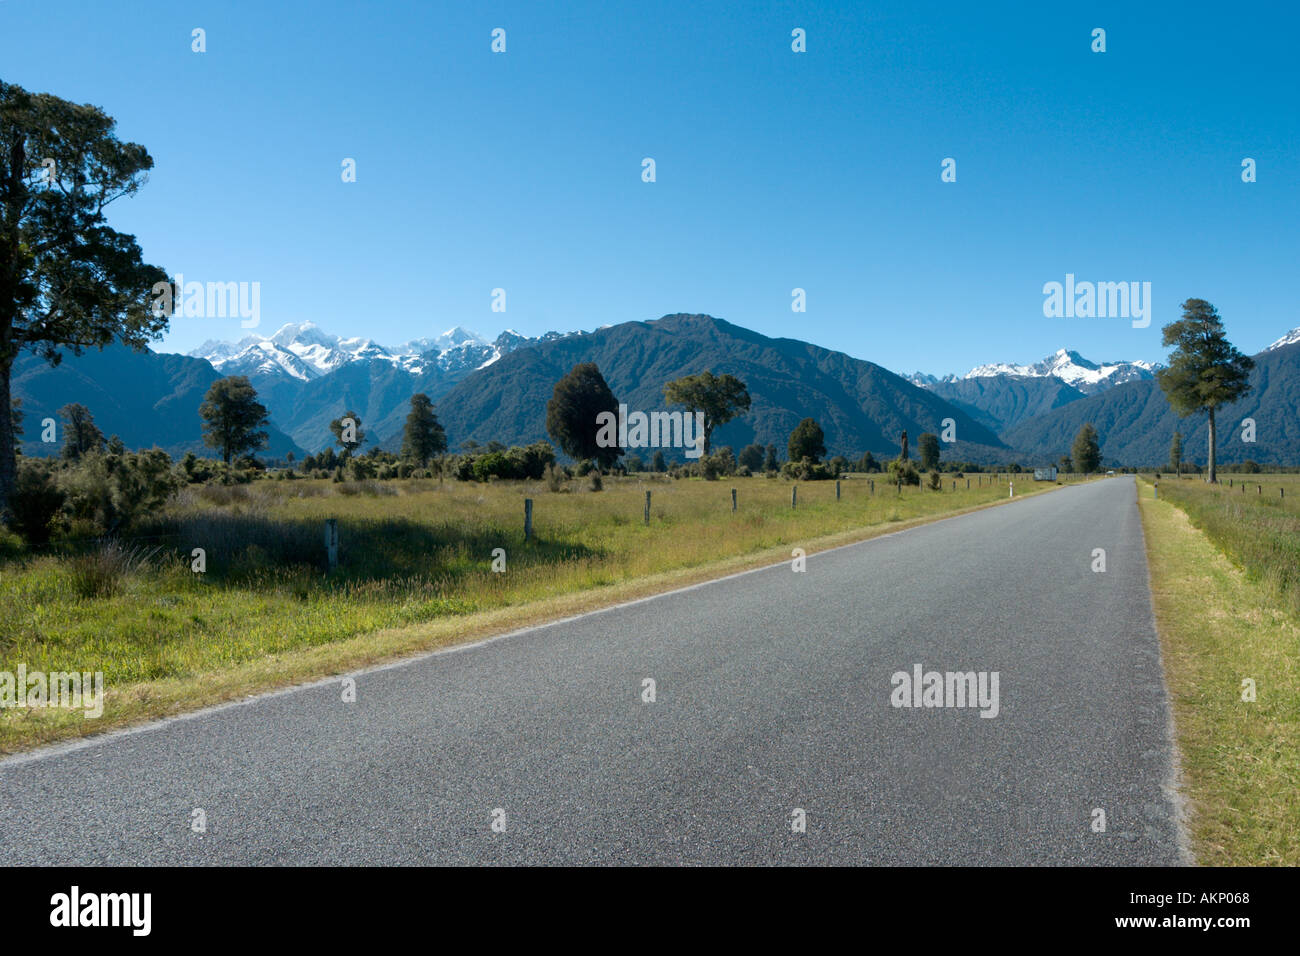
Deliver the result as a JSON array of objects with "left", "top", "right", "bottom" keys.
[{"left": 2, "top": 0, "right": 1296, "bottom": 374}]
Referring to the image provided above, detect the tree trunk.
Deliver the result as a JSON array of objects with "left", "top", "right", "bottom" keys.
[
  {"left": 1207, "top": 407, "right": 1217, "bottom": 484},
  {"left": 0, "top": 360, "right": 14, "bottom": 521}
]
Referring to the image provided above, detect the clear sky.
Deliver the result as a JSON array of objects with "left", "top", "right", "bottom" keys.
[{"left": 2, "top": 0, "right": 1296, "bottom": 375}]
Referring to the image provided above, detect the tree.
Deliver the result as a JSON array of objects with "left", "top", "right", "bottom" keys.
[
  {"left": 1071, "top": 423, "right": 1101, "bottom": 474},
  {"left": 738, "top": 443, "right": 765, "bottom": 473},
  {"left": 662, "top": 370, "right": 750, "bottom": 456},
  {"left": 764, "top": 444, "right": 779, "bottom": 472},
  {"left": 857, "top": 450, "right": 879, "bottom": 473},
  {"left": 1058, "top": 454, "right": 1072, "bottom": 474},
  {"left": 898, "top": 430, "right": 909, "bottom": 462},
  {"left": 58, "top": 403, "right": 104, "bottom": 460},
  {"left": 651, "top": 450, "right": 666, "bottom": 473},
  {"left": 400, "top": 393, "right": 446, "bottom": 467},
  {"left": 0, "top": 81, "right": 170, "bottom": 521},
  {"left": 1169, "top": 431, "right": 1183, "bottom": 476},
  {"left": 546, "top": 362, "right": 621, "bottom": 469},
  {"left": 1156, "top": 299, "right": 1254, "bottom": 484},
  {"left": 787, "top": 418, "right": 826, "bottom": 463},
  {"left": 10, "top": 397, "right": 20, "bottom": 440},
  {"left": 329, "top": 409, "right": 365, "bottom": 455},
  {"left": 199, "top": 376, "right": 269, "bottom": 467},
  {"left": 917, "top": 432, "right": 940, "bottom": 471}
]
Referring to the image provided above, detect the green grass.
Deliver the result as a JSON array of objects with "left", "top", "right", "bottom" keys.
[
  {"left": 1147, "top": 472, "right": 1300, "bottom": 617},
  {"left": 0, "top": 470, "right": 1066, "bottom": 752},
  {"left": 1137, "top": 476, "right": 1300, "bottom": 865}
]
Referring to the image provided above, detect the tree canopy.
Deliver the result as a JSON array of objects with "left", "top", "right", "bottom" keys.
[
  {"left": 199, "top": 376, "right": 269, "bottom": 466},
  {"left": 546, "top": 362, "right": 621, "bottom": 469},
  {"left": 330, "top": 410, "right": 366, "bottom": 454},
  {"left": 917, "top": 432, "right": 940, "bottom": 470},
  {"left": 662, "top": 370, "right": 750, "bottom": 456},
  {"left": 1071, "top": 423, "right": 1101, "bottom": 473},
  {"left": 400, "top": 393, "right": 447, "bottom": 466},
  {"left": 1156, "top": 299, "right": 1253, "bottom": 483},
  {"left": 0, "top": 81, "right": 170, "bottom": 519},
  {"left": 787, "top": 417, "right": 826, "bottom": 463},
  {"left": 58, "top": 402, "right": 104, "bottom": 460}
]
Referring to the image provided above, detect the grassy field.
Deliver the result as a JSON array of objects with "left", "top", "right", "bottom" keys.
[
  {"left": 0, "top": 470, "right": 1066, "bottom": 752},
  {"left": 1137, "top": 476, "right": 1300, "bottom": 865},
  {"left": 1146, "top": 472, "right": 1300, "bottom": 618}
]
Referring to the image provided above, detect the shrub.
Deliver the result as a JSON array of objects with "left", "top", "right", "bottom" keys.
[
  {"left": 700, "top": 448, "right": 735, "bottom": 480},
  {"left": 9, "top": 458, "right": 66, "bottom": 544},
  {"left": 887, "top": 459, "right": 921, "bottom": 487},
  {"left": 59, "top": 449, "right": 182, "bottom": 535},
  {"left": 588, "top": 471, "right": 603, "bottom": 491},
  {"left": 928, "top": 470, "right": 943, "bottom": 490},
  {"left": 782, "top": 458, "right": 834, "bottom": 481}
]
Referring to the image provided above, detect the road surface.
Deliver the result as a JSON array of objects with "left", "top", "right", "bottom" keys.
[{"left": 0, "top": 477, "right": 1187, "bottom": 865}]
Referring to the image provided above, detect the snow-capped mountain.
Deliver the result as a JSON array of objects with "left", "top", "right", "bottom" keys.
[
  {"left": 188, "top": 322, "right": 566, "bottom": 382},
  {"left": 908, "top": 349, "right": 1158, "bottom": 396},
  {"left": 1265, "top": 327, "right": 1300, "bottom": 352}
]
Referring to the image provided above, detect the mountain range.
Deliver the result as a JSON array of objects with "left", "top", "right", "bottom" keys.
[{"left": 12, "top": 313, "right": 1300, "bottom": 468}]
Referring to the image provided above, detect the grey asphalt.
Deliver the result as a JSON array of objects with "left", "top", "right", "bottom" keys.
[{"left": 0, "top": 476, "right": 1187, "bottom": 865}]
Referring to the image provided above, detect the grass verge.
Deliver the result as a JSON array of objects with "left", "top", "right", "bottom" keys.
[
  {"left": 1137, "top": 479, "right": 1300, "bottom": 865},
  {"left": 2, "top": 476, "right": 1064, "bottom": 755}
]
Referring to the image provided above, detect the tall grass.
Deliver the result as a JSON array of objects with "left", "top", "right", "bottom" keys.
[
  {"left": 67, "top": 541, "right": 166, "bottom": 599},
  {"left": 1148, "top": 474, "right": 1300, "bottom": 617}
]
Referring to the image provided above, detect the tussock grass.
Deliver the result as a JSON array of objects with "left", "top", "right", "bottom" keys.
[
  {"left": 1138, "top": 478, "right": 1300, "bottom": 865},
  {"left": 0, "top": 472, "right": 1065, "bottom": 752}
]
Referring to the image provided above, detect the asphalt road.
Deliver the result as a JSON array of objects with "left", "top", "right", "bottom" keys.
[{"left": 0, "top": 476, "right": 1187, "bottom": 865}]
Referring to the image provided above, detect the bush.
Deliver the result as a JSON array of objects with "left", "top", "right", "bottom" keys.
[
  {"left": 59, "top": 449, "right": 182, "bottom": 535},
  {"left": 471, "top": 451, "right": 512, "bottom": 482},
  {"left": 9, "top": 458, "right": 66, "bottom": 544},
  {"left": 699, "top": 448, "right": 735, "bottom": 480},
  {"left": 588, "top": 471, "right": 603, "bottom": 492},
  {"left": 887, "top": 459, "right": 921, "bottom": 487},
  {"left": 782, "top": 458, "right": 834, "bottom": 481},
  {"left": 928, "top": 470, "right": 942, "bottom": 491}
]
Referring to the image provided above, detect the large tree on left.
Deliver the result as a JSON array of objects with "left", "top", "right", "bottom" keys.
[{"left": 0, "top": 81, "right": 169, "bottom": 520}]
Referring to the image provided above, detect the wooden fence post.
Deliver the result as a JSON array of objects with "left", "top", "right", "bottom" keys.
[
  {"left": 835, "top": 480, "right": 841, "bottom": 500},
  {"left": 792, "top": 486, "right": 797, "bottom": 509},
  {"left": 731, "top": 488, "right": 737, "bottom": 512},
  {"left": 524, "top": 498, "right": 533, "bottom": 541}
]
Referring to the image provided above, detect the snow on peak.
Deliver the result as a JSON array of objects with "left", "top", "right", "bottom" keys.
[
  {"left": 1265, "top": 328, "right": 1300, "bottom": 352},
  {"left": 188, "top": 323, "right": 573, "bottom": 381},
  {"left": 962, "top": 348, "right": 1156, "bottom": 394}
]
